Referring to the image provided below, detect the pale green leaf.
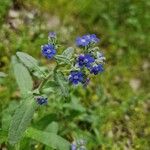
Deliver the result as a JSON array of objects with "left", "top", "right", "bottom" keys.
[
  {"left": 55, "top": 55, "right": 71, "bottom": 64},
  {"left": 62, "top": 47, "right": 74, "bottom": 59},
  {"left": 54, "top": 71, "right": 69, "bottom": 98},
  {"left": 11, "top": 56, "right": 33, "bottom": 95},
  {"left": 8, "top": 97, "right": 38, "bottom": 145},
  {"left": 16, "top": 52, "right": 45, "bottom": 77},
  {"left": 26, "top": 127, "right": 70, "bottom": 150}
]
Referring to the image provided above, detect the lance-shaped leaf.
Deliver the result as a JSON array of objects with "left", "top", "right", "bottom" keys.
[
  {"left": 11, "top": 56, "right": 33, "bottom": 96},
  {"left": 8, "top": 97, "right": 38, "bottom": 145},
  {"left": 16, "top": 52, "right": 45, "bottom": 77},
  {"left": 25, "top": 127, "right": 70, "bottom": 150},
  {"left": 62, "top": 47, "right": 74, "bottom": 59}
]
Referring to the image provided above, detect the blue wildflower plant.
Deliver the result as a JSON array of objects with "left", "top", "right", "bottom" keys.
[{"left": 9, "top": 32, "right": 106, "bottom": 147}]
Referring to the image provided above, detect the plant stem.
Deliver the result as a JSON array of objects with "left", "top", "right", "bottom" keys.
[{"left": 38, "top": 72, "right": 52, "bottom": 92}]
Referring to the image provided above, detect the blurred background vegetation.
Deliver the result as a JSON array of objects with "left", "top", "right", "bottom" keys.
[{"left": 0, "top": 0, "right": 150, "bottom": 149}]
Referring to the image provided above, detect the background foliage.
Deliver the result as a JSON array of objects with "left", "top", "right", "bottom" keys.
[{"left": 0, "top": 0, "right": 150, "bottom": 149}]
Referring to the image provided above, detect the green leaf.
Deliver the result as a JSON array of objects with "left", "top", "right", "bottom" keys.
[
  {"left": 11, "top": 56, "right": 33, "bottom": 96},
  {"left": 2, "top": 101, "right": 18, "bottom": 131},
  {"left": 54, "top": 47, "right": 74, "bottom": 64},
  {"left": 26, "top": 127, "right": 70, "bottom": 150},
  {"left": 16, "top": 52, "right": 45, "bottom": 77},
  {"left": 8, "top": 97, "right": 38, "bottom": 145},
  {"left": 54, "top": 71, "right": 69, "bottom": 98},
  {"left": 33, "top": 114, "right": 57, "bottom": 130},
  {"left": 55, "top": 55, "right": 71, "bottom": 64},
  {"left": 0, "top": 130, "right": 7, "bottom": 144},
  {"left": 45, "top": 122, "right": 59, "bottom": 134},
  {"left": 62, "top": 47, "right": 74, "bottom": 59}
]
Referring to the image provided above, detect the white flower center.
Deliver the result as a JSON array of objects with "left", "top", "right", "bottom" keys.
[
  {"left": 84, "top": 58, "right": 88, "bottom": 63},
  {"left": 74, "top": 75, "right": 79, "bottom": 79},
  {"left": 47, "top": 49, "right": 51, "bottom": 53},
  {"left": 81, "top": 39, "right": 86, "bottom": 43}
]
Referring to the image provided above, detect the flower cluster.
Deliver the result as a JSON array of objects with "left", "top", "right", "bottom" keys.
[
  {"left": 69, "top": 34, "right": 105, "bottom": 86},
  {"left": 41, "top": 32, "right": 105, "bottom": 86}
]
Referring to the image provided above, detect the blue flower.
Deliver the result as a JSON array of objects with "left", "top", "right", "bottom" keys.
[
  {"left": 90, "top": 64, "right": 104, "bottom": 75},
  {"left": 49, "top": 32, "right": 56, "bottom": 38},
  {"left": 41, "top": 44, "right": 56, "bottom": 59},
  {"left": 69, "top": 71, "right": 84, "bottom": 85},
  {"left": 77, "top": 54, "right": 95, "bottom": 68},
  {"left": 71, "top": 142, "right": 77, "bottom": 150},
  {"left": 76, "top": 36, "right": 90, "bottom": 47},
  {"left": 36, "top": 97, "right": 48, "bottom": 105},
  {"left": 76, "top": 34, "right": 100, "bottom": 47},
  {"left": 84, "top": 34, "right": 100, "bottom": 43}
]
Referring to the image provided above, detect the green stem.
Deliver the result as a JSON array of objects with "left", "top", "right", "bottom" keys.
[
  {"left": 14, "top": 143, "right": 20, "bottom": 150},
  {"left": 38, "top": 72, "right": 52, "bottom": 92}
]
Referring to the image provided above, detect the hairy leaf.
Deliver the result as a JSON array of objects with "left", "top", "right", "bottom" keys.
[
  {"left": 11, "top": 56, "right": 33, "bottom": 96},
  {"left": 26, "top": 127, "right": 70, "bottom": 150},
  {"left": 62, "top": 47, "right": 74, "bottom": 59},
  {"left": 8, "top": 97, "right": 38, "bottom": 145},
  {"left": 16, "top": 52, "right": 45, "bottom": 77},
  {"left": 55, "top": 55, "right": 71, "bottom": 64},
  {"left": 54, "top": 71, "right": 69, "bottom": 98}
]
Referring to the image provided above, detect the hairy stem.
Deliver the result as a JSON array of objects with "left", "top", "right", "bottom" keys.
[{"left": 38, "top": 72, "right": 52, "bottom": 92}]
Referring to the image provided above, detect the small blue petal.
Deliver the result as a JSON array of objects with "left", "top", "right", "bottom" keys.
[
  {"left": 76, "top": 34, "right": 100, "bottom": 46},
  {"left": 76, "top": 36, "right": 90, "bottom": 47},
  {"left": 90, "top": 64, "right": 104, "bottom": 75},
  {"left": 69, "top": 71, "right": 84, "bottom": 85},
  {"left": 77, "top": 54, "right": 95, "bottom": 68}
]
